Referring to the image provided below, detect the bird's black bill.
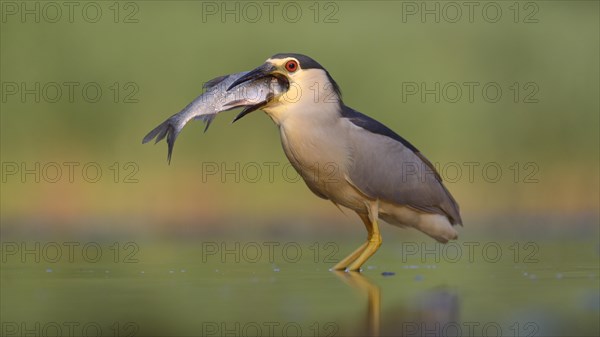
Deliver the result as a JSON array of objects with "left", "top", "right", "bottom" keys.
[
  {"left": 231, "top": 103, "right": 267, "bottom": 123},
  {"left": 227, "top": 63, "right": 277, "bottom": 91}
]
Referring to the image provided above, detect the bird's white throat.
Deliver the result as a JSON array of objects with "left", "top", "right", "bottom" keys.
[{"left": 263, "top": 68, "right": 341, "bottom": 126}]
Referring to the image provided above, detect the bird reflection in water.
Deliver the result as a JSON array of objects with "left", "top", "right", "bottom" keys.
[
  {"left": 333, "top": 271, "right": 381, "bottom": 336},
  {"left": 333, "top": 271, "right": 459, "bottom": 337}
]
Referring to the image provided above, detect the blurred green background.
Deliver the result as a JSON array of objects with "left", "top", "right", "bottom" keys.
[
  {"left": 1, "top": 1, "right": 598, "bottom": 336},
  {"left": 1, "top": 1, "right": 598, "bottom": 232}
]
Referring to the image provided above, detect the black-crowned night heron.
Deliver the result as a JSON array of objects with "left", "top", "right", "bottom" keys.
[{"left": 229, "top": 53, "right": 462, "bottom": 272}]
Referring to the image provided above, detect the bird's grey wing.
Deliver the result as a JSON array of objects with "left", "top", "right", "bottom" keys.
[{"left": 342, "top": 106, "right": 462, "bottom": 225}]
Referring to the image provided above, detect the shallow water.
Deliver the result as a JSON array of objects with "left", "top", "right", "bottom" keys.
[{"left": 1, "top": 239, "right": 598, "bottom": 336}]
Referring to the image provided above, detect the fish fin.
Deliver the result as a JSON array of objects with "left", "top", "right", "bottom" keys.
[
  {"left": 195, "top": 114, "right": 217, "bottom": 133},
  {"left": 203, "top": 75, "right": 230, "bottom": 89}
]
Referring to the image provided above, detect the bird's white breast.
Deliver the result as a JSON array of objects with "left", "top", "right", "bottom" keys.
[{"left": 276, "top": 112, "right": 370, "bottom": 213}]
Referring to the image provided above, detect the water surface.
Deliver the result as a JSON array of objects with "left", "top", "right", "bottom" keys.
[{"left": 1, "top": 239, "right": 598, "bottom": 336}]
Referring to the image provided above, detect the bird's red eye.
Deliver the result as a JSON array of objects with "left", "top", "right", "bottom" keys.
[{"left": 285, "top": 60, "right": 298, "bottom": 72}]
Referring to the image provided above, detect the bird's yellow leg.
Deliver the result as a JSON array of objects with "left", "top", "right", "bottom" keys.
[
  {"left": 331, "top": 240, "right": 369, "bottom": 271},
  {"left": 332, "top": 213, "right": 374, "bottom": 271},
  {"left": 347, "top": 202, "right": 382, "bottom": 272}
]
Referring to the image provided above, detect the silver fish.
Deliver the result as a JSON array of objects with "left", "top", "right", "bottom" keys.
[{"left": 142, "top": 72, "right": 286, "bottom": 163}]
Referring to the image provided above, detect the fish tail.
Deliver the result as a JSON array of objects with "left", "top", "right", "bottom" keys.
[{"left": 142, "top": 117, "right": 181, "bottom": 164}]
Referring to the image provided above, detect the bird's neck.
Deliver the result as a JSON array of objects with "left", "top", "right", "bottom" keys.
[
  {"left": 263, "top": 100, "right": 342, "bottom": 127},
  {"left": 263, "top": 68, "right": 342, "bottom": 126}
]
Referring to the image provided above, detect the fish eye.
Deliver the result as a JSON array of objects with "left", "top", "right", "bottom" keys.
[{"left": 285, "top": 60, "right": 298, "bottom": 73}]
